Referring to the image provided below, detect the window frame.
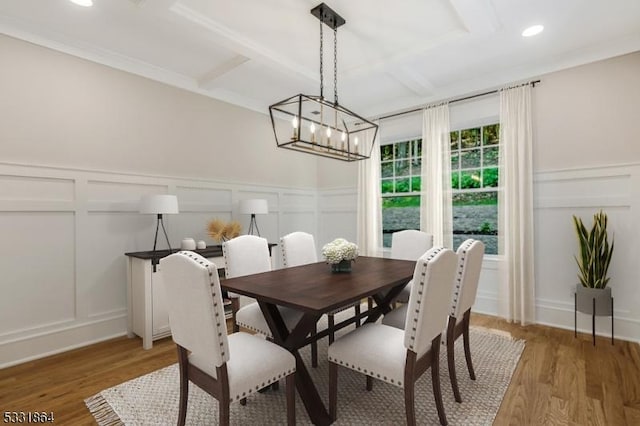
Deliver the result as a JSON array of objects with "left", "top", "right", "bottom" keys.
[{"left": 380, "top": 122, "right": 501, "bottom": 255}]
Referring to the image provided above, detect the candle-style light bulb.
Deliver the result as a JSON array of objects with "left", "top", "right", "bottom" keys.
[
  {"left": 310, "top": 123, "right": 316, "bottom": 143},
  {"left": 292, "top": 116, "right": 298, "bottom": 140},
  {"left": 341, "top": 131, "right": 346, "bottom": 150},
  {"left": 326, "top": 127, "right": 332, "bottom": 149},
  {"left": 354, "top": 137, "right": 359, "bottom": 154}
]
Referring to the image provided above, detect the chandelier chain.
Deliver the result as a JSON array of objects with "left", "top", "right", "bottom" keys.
[
  {"left": 319, "top": 18, "right": 324, "bottom": 99},
  {"left": 334, "top": 27, "right": 338, "bottom": 105}
]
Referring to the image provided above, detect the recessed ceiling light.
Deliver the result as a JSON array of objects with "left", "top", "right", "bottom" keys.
[
  {"left": 522, "top": 25, "right": 544, "bottom": 37},
  {"left": 69, "top": 0, "right": 93, "bottom": 7}
]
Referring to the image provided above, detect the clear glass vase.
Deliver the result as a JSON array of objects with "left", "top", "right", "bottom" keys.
[{"left": 331, "top": 259, "right": 352, "bottom": 273}]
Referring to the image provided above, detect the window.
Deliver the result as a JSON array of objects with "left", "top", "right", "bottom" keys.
[
  {"left": 380, "top": 124, "right": 500, "bottom": 254},
  {"left": 380, "top": 139, "right": 422, "bottom": 248},
  {"left": 450, "top": 124, "right": 499, "bottom": 254}
]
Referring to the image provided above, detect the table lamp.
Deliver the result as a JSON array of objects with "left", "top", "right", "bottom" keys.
[
  {"left": 139, "top": 194, "right": 179, "bottom": 253},
  {"left": 239, "top": 199, "right": 268, "bottom": 237}
]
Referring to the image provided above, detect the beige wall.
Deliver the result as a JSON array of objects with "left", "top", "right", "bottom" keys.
[
  {"left": 2, "top": 32, "right": 637, "bottom": 190},
  {"left": 534, "top": 51, "right": 640, "bottom": 171},
  {"left": 316, "top": 156, "right": 358, "bottom": 189},
  {"left": 0, "top": 35, "right": 317, "bottom": 188}
]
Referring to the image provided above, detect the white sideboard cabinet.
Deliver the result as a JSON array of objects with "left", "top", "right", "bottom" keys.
[
  {"left": 125, "top": 244, "right": 276, "bottom": 349},
  {"left": 125, "top": 247, "right": 225, "bottom": 349}
]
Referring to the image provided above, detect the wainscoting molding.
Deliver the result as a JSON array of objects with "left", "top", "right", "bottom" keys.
[
  {"left": 317, "top": 162, "right": 640, "bottom": 343},
  {"left": 2, "top": 161, "right": 638, "bottom": 367},
  {"left": 0, "top": 162, "right": 317, "bottom": 368},
  {"left": 533, "top": 163, "right": 639, "bottom": 343}
]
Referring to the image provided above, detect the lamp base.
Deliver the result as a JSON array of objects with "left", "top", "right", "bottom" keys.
[
  {"left": 152, "top": 213, "right": 173, "bottom": 255},
  {"left": 247, "top": 214, "right": 261, "bottom": 237}
]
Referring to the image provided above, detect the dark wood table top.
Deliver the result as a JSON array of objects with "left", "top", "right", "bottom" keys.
[{"left": 221, "top": 256, "right": 415, "bottom": 314}]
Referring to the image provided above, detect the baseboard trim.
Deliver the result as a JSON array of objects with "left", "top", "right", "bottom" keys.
[
  {"left": 0, "top": 315, "right": 128, "bottom": 369},
  {"left": 471, "top": 293, "right": 638, "bottom": 343}
]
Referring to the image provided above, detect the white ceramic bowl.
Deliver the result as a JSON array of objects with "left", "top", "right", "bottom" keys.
[{"left": 181, "top": 238, "right": 196, "bottom": 250}]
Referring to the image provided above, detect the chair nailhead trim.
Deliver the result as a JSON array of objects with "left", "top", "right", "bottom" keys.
[
  {"left": 176, "top": 251, "right": 230, "bottom": 364},
  {"left": 231, "top": 369, "right": 295, "bottom": 401},
  {"left": 280, "top": 238, "right": 288, "bottom": 267},
  {"left": 450, "top": 239, "right": 476, "bottom": 317},
  {"left": 329, "top": 360, "right": 402, "bottom": 387},
  {"left": 406, "top": 247, "right": 445, "bottom": 351}
]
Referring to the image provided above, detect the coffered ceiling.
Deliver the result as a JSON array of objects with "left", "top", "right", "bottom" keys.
[{"left": 1, "top": 0, "right": 639, "bottom": 118}]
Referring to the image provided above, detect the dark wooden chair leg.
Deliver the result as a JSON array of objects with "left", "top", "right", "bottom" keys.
[
  {"left": 231, "top": 297, "right": 240, "bottom": 333},
  {"left": 219, "top": 400, "right": 230, "bottom": 426},
  {"left": 286, "top": 373, "right": 296, "bottom": 426},
  {"left": 404, "top": 351, "right": 417, "bottom": 426},
  {"left": 366, "top": 375, "right": 373, "bottom": 391},
  {"left": 462, "top": 310, "right": 476, "bottom": 380},
  {"left": 329, "top": 362, "right": 338, "bottom": 421},
  {"left": 217, "top": 365, "right": 231, "bottom": 426},
  {"left": 354, "top": 304, "right": 361, "bottom": 328},
  {"left": 311, "top": 323, "right": 318, "bottom": 368},
  {"left": 404, "top": 382, "right": 416, "bottom": 426},
  {"left": 446, "top": 316, "right": 462, "bottom": 403},
  {"left": 431, "top": 336, "right": 447, "bottom": 426},
  {"left": 177, "top": 351, "right": 189, "bottom": 426},
  {"left": 328, "top": 314, "right": 335, "bottom": 344}
]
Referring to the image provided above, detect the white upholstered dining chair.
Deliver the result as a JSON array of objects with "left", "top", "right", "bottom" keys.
[
  {"left": 160, "top": 251, "right": 296, "bottom": 426},
  {"left": 280, "top": 231, "right": 362, "bottom": 348},
  {"left": 223, "top": 235, "right": 304, "bottom": 338},
  {"left": 280, "top": 231, "right": 318, "bottom": 267},
  {"left": 390, "top": 230, "right": 433, "bottom": 303},
  {"left": 382, "top": 238, "right": 485, "bottom": 403},
  {"left": 279, "top": 231, "right": 320, "bottom": 367},
  {"left": 443, "top": 239, "right": 484, "bottom": 402},
  {"left": 328, "top": 247, "right": 457, "bottom": 426}
]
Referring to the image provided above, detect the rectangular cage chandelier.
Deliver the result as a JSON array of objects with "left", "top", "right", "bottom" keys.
[{"left": 269, "top": 3, "right": 378, "bottom": 162}]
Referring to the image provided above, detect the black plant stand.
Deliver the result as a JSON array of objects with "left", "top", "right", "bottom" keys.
[{"left": 574, "top": 292, "right": 614, "bottom": 346}]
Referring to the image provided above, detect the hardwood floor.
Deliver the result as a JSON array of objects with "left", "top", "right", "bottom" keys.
[
  {"left": 473, "top": 315, "right": 640, "bottom": 426},
  {"left": 1, "top": 314, "right": 638, "bottom": 425}
]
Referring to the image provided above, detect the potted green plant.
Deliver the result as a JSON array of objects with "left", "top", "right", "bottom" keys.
[{"left": 573, "top": 210, "right": 614, "bottom": 315}]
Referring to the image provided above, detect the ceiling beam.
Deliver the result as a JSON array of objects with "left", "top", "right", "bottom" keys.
[
  {"left": 388, "top": 67, "right": 435, "bottom": 97},
  {"left": 170, "top": 3, "right": 317, "bottom": 83},
  {"left": 197, "top": 55, "right": 250, "bottom": 89},
  {"left": 448, "top": 0, "right": 502, "bottom": 35}
]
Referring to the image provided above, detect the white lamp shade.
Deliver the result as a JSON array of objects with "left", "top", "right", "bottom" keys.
[
  {"left": 239, "top": 199, "right": 268, "bottom": 215},
  {"left": 139, "top": 195, "right": 179, "bottom": 214}
]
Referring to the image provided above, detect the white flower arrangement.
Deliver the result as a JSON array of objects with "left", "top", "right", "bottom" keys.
[{"left": 322, "top": 238, "right": 359, "bottom": 264}]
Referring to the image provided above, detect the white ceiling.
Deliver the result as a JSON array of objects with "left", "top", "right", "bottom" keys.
[{"left": 1, "top": 0, "right": 639, "bottom": 118}]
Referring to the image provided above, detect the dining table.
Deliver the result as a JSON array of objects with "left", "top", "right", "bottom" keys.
[{"left": 221, "top": 255, "right": 416, "bottom": 426}]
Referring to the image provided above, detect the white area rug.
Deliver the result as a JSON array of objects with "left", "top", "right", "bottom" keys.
[{"left": 86, "top": 325, "right": 524, "bottom": 425}]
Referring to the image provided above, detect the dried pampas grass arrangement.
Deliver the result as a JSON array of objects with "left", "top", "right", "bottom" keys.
[{"left": 207, "top": 219, "right": 241, "bottom": 242}]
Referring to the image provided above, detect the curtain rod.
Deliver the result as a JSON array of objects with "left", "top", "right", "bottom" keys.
[{"left": 374, "top": 79, "right": 541, "bottom": 122}]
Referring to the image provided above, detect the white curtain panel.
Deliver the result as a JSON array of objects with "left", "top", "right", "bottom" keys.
[
  {"left": 420, "top": 104, "right": 453, "bottom": 248},
  {"left": 357, "top": 124, "right": 382, "bottom": 257},
  {"left": 498, "top": 85, "right": 536, "bottom": 325}
]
